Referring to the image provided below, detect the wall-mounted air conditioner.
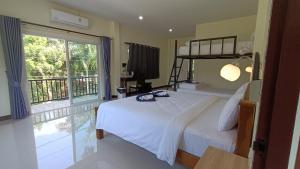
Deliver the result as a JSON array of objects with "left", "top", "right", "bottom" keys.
[{"left": 51, "top": 9, "right": 89, "bottom": 29}]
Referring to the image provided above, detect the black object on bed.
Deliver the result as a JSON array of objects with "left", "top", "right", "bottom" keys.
[
  {"left": 152, "top": 90, "right": 170, "bottom": 97},
  {"left": 136, "top": 90, "right": 170, "bottom": 102},
  {"left": 136, "top": 93, "right": 156, "bottom": 102}
]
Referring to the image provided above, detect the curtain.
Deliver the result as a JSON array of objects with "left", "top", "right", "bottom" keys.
[
  {"left": 0, "top": 16, "right": 29, "bottom": 119},
  {"left": 101, "top": 37, "right": 111, "bottom": 100},
  {"left": 127, "top": 44, "right": 159, "bottom": 80},
  {"left": 148, "top": 47, "right": 159, "bottom": 79}
]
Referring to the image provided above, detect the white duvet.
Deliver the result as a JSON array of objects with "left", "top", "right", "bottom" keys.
[{"left": 96, "top": 91, "right": 218, "bottom": 165}]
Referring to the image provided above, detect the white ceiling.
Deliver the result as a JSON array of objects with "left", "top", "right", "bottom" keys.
[{"left": 49, "top": 0, "right": 258, "bottom": 37}]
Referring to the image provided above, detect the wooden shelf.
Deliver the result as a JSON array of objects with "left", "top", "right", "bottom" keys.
[{"left": 194, "top": 147, "right": 249, "bottom": 169}]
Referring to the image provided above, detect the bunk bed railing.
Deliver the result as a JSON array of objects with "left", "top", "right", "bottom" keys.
[
  {"left": 168, "top": 36, "right": 253, "bottom": 91},
  {"left": 187, "top": 35, "right": 238, "bottom": 58}
]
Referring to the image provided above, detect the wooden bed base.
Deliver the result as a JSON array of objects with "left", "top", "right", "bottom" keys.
[{"left": 95, "top": 99, "right": 255, "bottom": 169}]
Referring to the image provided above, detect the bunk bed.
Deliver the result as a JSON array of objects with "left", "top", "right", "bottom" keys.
[{"left": 168, "top": 36, "right": 253, "bottom": 90}]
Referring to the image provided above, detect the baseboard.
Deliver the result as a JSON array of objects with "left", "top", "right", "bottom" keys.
[
  {"left": 153, "top": 81, "right": 186, "bottom": 90},
  {"left": 0, "top": 115, "right": 11, "bottom": 121},
  {"left": 152, "top": 84, "right": 172, "bottom": 90}
]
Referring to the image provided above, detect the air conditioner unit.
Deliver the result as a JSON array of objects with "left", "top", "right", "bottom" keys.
[{"left": 51, "top": 9, "right": 89, "bottom": 29}]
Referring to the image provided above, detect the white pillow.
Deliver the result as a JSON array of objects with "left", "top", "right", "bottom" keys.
[
  {"left": 218, "top": 96, "right": 240, "bottom": 131},
  {"left": 234, "top": 82, "right": 249, "bottom": 99},
  {"left": 217, "top": 83, "right": 249, "bottom": 131}
]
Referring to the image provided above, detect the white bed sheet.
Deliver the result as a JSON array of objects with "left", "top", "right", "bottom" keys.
[
  {"left": 177, "top": 85, "right": 235, "bottom": 98},
  {"left": 97, "top": 91, "right": 215, "bottom": 154},
  {"left": 180, "top": 98, "right": 237, "bottom": 157},
  {"left": 96, "top": 91, "right": 237, "bottom": 164}
]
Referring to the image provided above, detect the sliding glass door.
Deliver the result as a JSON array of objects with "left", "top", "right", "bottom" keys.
[
  {"left": 68, "top": 41, "right": 98, "bottom": 104},
  {"left": 24, "top": 35, "right": 68, "bottom": 104},
  {"left": 23, "top": 34, "right": 100, "bottom": 113}
]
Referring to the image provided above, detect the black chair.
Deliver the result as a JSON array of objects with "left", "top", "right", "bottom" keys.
[{"left": 129, "top": 79, "right": 152, "bottom": 94}]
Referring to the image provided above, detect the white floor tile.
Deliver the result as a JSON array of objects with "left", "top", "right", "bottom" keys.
[{"left": 0, "top": 102, "right": 185, "bottom": 169}]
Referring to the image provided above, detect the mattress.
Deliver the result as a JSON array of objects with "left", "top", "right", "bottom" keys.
[
  {"left": 178, "top": 83, "right": 235, "bottom": 98},
  {"left": 180, "top": 98, "right": 237, "bottom": 156},
  {"left": 178, "top": 41, "right": 253, "bottom": 56},
  {"left": 96, "top": 90, "right": 237, "bottom": 160}
]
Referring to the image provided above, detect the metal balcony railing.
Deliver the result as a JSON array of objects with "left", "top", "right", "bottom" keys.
[{"left": 28, "top": 76, "right": 98, "bottom": 104}]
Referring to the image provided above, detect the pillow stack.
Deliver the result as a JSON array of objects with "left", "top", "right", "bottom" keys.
[{"left": 218, "top": 83, "right": 249, "bottom": 131}]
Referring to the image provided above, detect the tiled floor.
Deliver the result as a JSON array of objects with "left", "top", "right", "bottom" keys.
[
  {"left": 31, "top": 95, "right": 99, "bottom": 114},
  {"left": 0, "top": 101, "right": 185, "bottom": 169}
]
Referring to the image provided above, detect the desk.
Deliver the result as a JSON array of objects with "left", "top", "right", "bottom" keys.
[
  {"left": 120, "top": 76, "right": 135, "bottom": 90},
  {"left": 194, "top": 147, "right": 249, "bottom": 169}
]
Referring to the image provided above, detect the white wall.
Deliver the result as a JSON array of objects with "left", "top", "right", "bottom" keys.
[
  {"left": 0, "top": 35, "right": 11, "bottom": 117},
  {"left": 196, "top": 15, "right": 257, "bottom": 41},
  {"left": 249, "top": 0, "right": 273, "bottom": 165},
  {"left": 288, "top": 93, "right": 300, "bottom": 169},
  {"left": 0, "top": 0, "right": 113, "bottom": 37},
  {"left": 119, "top": 25, "right": 169, "bottom": 88},
  {"left": 195, "top": 15, "right": 257, "bottom": 90},
  {"left": 252, "top": 0, "right": 273, "bottom": 75},
  {"left": 110, "top": 21, "right": 121, "bottom": 95}
]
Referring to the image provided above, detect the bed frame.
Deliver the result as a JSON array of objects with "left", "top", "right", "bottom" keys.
[
  {"left": 94, "top": 90, "right": 256, "bottom": 169},
  {"left": 168, "top": 36, "right": 253, "bottom": 91}
]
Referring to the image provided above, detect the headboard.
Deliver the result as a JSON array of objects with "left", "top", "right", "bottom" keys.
[{"left": 235, "top": 86, "right": 256, "bottom": 157}]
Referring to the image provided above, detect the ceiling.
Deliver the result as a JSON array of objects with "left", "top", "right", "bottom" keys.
[{"left": 49, "top": 0, "right": 258, "bottom": 37}]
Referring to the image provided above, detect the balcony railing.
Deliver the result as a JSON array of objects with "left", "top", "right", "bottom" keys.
[{"left": 28, "top": 76, "right": 98, "bottom": 104}]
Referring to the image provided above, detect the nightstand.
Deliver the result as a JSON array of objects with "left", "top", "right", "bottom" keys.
[{"left": 194, "top": 147, "right": 249, "bottom": 169}]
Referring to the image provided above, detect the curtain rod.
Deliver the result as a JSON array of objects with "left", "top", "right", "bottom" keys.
[
  {"left": 21, "top": 21, "right": 112, "bottom": 40},
  {"left": 124, "top": 42, "right": 158, "bottom": 48}
]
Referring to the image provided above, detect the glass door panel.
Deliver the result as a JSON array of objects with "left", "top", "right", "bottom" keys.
[
  {"left": 23, "top": 34, "right": 69, "bottom": 113},
  {"left": 68, "top": 41, "right": 98, "bottom": 104}
]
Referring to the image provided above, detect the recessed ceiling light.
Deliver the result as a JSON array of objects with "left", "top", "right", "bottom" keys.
[
  {"left": 169, "top": 28, "right": 173, "bottom": 32},
  {"left": 139, "top": 16, "right": 143, "bottom": 20}
]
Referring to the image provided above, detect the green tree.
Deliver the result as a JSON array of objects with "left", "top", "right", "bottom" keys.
[
  {"left": 23, "top": 35, "right": 66, "bottom": 79},
  {"left": 69, "top": 42, "right": 97, "bottom": 77},
  {"left": 23, "top": 35, "right": 98, "bottom": 103},
  {"left": 24, "top": 35, "right": 97, "bottom": 79}
]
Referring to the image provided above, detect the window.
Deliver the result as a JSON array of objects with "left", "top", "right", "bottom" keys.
[{"left": 23, "top": 33, "right": 100, "bottom": 113}]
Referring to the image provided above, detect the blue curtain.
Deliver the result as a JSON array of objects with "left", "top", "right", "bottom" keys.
[
  {"left": 0, "top": 16, "right": 29, "bottom": 119},
  {"left": 101, "top": 37, "right": 111, "bottom": 100}
]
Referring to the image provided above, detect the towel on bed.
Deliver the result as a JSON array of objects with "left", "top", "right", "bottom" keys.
[
  {"left": 153, "top": 90, "right": 170, "bottom": 97},
  {"left": 136, "top": 93, "right": 156, "bottom": 102}
]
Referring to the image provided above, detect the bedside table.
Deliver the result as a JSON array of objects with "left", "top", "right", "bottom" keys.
[{"left": 194, "top": 147, "right": 249, "bottom": 169}]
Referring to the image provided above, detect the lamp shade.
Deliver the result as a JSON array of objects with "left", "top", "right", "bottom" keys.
[
  {"left": 245, "top": 66, "right": 253, "bottom": 73},
  {"left": 220, "top": 64, "right": 241, "bottom": 81}
]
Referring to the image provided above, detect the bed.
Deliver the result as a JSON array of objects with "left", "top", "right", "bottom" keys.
[{"left": 95, "top": 88, "right": 255, "bottom": 168}]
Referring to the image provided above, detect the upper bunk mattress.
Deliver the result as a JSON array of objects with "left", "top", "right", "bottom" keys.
[{"left": 178, "top": 41, "right": 253, "bottom": 56}]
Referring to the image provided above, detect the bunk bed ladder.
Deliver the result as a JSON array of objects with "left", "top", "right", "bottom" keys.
[{"left": 168, "top": 57, "right": 184, "bottom": 90}]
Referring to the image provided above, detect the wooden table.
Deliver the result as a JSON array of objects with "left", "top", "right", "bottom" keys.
[{"left": 194, "top": 147, "right": 249, "bottom": 169}]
